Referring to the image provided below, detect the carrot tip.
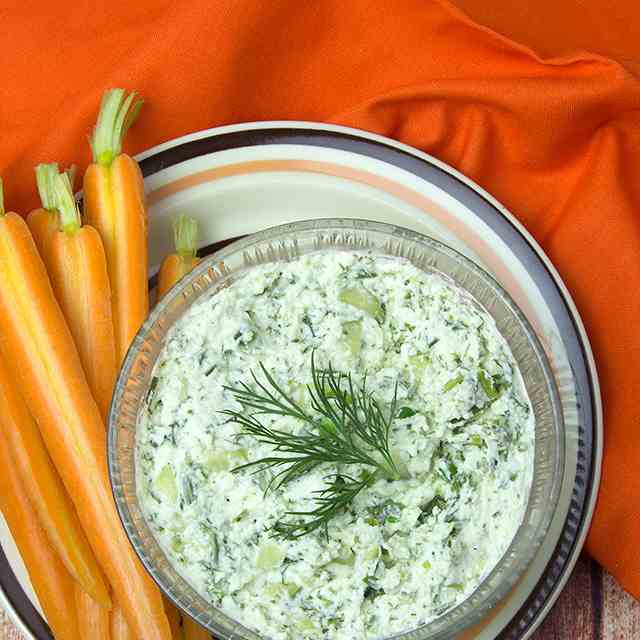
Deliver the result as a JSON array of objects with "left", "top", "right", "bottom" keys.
[
  {"left": 91, "top": 88, "right": 143, "bottom": 166},
  {"left": 174, "top": 214, "right": 198, "bottom": 260}
]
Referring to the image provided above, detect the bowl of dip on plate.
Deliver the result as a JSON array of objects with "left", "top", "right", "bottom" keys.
[{"left": 109, "top": 218, "right": 564, "bottom": 640}]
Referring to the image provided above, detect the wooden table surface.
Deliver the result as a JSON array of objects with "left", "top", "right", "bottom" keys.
[{"left": 1, "top": 554, "right": 638, "bottom": 639}]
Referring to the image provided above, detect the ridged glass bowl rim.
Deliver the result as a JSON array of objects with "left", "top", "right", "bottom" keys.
[{"left": 108, "top": 218, "right": 565, "bottom": 640}]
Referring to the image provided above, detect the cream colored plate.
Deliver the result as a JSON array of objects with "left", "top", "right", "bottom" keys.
[{"left": 0, "top": 122, "right": 601, "bottom": 640}]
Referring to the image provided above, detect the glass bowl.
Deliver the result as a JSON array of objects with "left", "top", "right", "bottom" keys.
[{"left": 108, "top": 218, "right": 565, "bottom": 640}]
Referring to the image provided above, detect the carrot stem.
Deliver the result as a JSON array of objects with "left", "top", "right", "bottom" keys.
[
  {"left": 174, "top": 214, "right": 198, "bottom": 260},
  {"left": 53, "top": 172, "right": 81, "bottom": 234},
  {"left": 91, "top": 89, "right": 143, "bottom": 166},
  {"left": 65, "top": 164, "right": 77, "bottom": 190},
  {"left": 35, "top": 163, "right": 60, "bottom": 212}
]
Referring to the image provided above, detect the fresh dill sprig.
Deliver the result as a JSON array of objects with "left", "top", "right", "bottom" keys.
[
  {"left": 271, "top": 473, "right": 375, "bottom": 540},
  {"left": 221, "top": 352, "right": 402, "bottom": 539}
]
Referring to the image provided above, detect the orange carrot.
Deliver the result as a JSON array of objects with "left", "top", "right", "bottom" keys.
[
  {"left": 0, "top": 422, "right": 79, "bottom": 639},
  {"left": 164, "top": 598, "right": 182, "bottom": 639},
  {"left": 183, "top": 616, "right": 210, "bottom": 640},
  {"left": 76, "top": 585, "right": 110, "bottom": 640},
  {"left": 0, "top": 351, "right": 111, "bottom": 607},
  {"left": 50, "top": 175, "right": 169, "bottom": 639},
  {"left": 46, "top": 172, "right": 117, "bottom": 420},
  {"left": 83, "top": 89, "right": 148, "bottom": 365},
  {"left": 26, "top": 163, "right": 73, "bottom": 257},
  {"left": 49, "top": 175, "right": 165, "bottom": 640},
  {"left": 110, "top": 602, "right": 135, "bottom": 640},
  {"left": 157, "top": 216, "right": 199, "bottom": 639},
  {"left": 0, "top": 181, "right": 171, "bottom": 640},
  {"left": 157, "top": 215, "right": 200, "bottom": 299}
]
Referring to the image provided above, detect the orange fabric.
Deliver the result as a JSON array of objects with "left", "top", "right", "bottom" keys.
[
  {"left": 453, "top": 0, "right": 640, "bottom": 71},
  {"left": 1, "top": 0, "right": 639, "bottom": 599}
]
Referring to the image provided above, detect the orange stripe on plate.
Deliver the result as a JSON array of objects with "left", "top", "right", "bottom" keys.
[{"left": 147, "top": 159, "right": 542, "bottom": 350}]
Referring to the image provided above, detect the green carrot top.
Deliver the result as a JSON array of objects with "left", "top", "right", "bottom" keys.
[
  {"left": 53, "top": 173, "right": 81, "bottom": 235},
  {"left": 35, "top": 163, "right": 60, "bottom": 211},
  {"left": 90, "top": 88, "right": 143, "bottom": 167},
  {"left": 36, "top": 163, "right": 77, "bottom": 212},
  {"left": 174, "top": 214, "right": 199, "bottom": 260}
]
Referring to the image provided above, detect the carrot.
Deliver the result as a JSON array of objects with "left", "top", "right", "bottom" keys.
[
  {"left": 51, "top": 176, "right": 171, "bottom": 639},
  {"left": 158, "top": 218, "right": 200, "bottom": 638},
  {"left": 157, "top": 215, "right": 200, "bottom": 299},
  {"left": 0, "top": 423, "right": 79, "bottom": 639},
  {"left": 76, "top": 585, "right": 110, "bottom": 640},
  {"left": 83, "top": 89, "right": 148, "bottom": 365},
  {"left": 46, "top": 172, "right": 117, "bottom": 420},
  {"left": 46, "top": 173, "right": 136, "bottom": 639},
  {"left": 110, "top": 603, "right": 134, "bottom": 640},
  {"left": 163, "top": 597, "right": 183, "bottom": 639},
  {"left": 183, "top": 616, "right": 210, "bottom": 640},
  {"left": 0, "top": 351, "right": 111, "bottom": 607},
  {"left": 0, "top": 181, "right": 171, "bottom": 640},
  {"left": 51, "top": 174, "right": 167, "bottom": 640},
  {"left": 27, "top": 163, "right": 75, "bottom": 259}
]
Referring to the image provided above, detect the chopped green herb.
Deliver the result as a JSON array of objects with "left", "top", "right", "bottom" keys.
[
  {"left": 418, "top": 495, "right": 446, "bottom": 524},
  {"left": 222, "top": 353, "right": 404, "bottom": 539}
]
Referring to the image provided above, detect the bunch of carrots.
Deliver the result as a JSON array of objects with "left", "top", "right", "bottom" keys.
[{"left": 0, "top": 89, "right": 205, "bottom": 640}]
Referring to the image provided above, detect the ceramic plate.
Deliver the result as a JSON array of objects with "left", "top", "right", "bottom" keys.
[{"left": 0, "top": 122, "right": 602, "bottom": 640}]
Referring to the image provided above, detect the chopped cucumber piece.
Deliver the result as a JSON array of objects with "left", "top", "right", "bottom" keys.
[
  {"left": 332, "top": 551, "right": 356, "bottom": 566},
  {"left": 342, "top": 320, "right": 363, "bottom": 356},
  {"left": 204, "top": 452, "right": 230, "bottom": 472},
  {"left": 364, "top": 545, "right": 380, "bottom": 561},
  {"left": 443, "top": 373, "right": 464, "bottom": 392},
  {"left": 204, "top": 448, "right": 248, "bottom": 473},
  {"left": 265, "top": 583, "right": 283, "bottom": 597},
  {"left": 339, "top": 287, "right": 384, "bottom": 323},
  {"left": 231, "top": 448, "right": 249, "bottom": 462},
  {"left": 256, "top": 542, "right": 284, "bottom": 569},
  {"left": 266, "top": 580, "right": 300, "bottom": 599},
  {"left": 409, "top": 354, "right": 430, "bottom": 380},
  {"left": 155, "top": 464, "right": 178, "bottom": 502},
  {"left": 298, "top": 616, "right": 316, "bottom": 632},
  {"left": 469, "top": 434, "right": 484, "bottom": 447}
]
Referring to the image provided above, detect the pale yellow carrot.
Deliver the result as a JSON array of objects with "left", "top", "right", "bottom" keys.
[
  {"left": 0, "top": 406, "right": 80, "bottom": 639},
  {"left": 76, "top": 585, "right": 110, "bottom": 639},
  {"left": 0, "top": 351, "right": 110, "bottom": 607}
]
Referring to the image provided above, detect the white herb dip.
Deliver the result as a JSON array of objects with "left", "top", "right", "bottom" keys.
[{"left": 137, "top": 252, "right": 534, "bottom": 640}]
